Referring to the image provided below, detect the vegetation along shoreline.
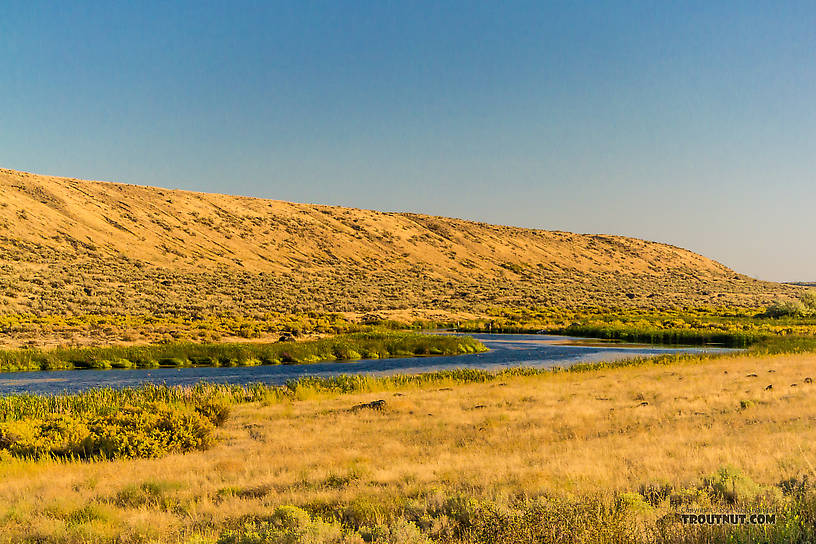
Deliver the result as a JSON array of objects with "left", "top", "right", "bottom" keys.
[{"left": 0, "top": 333, "right": 486, "bottom": 374}]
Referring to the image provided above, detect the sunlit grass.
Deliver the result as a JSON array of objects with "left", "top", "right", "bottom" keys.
[
  {"left": 2, "top": 340, "right": 816, "bottom": 541},
  {"left": 0, "top": 332, "right": 486, "bottom": 372}
]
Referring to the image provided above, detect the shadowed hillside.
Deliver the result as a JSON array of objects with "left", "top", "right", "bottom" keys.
[{"left": 0, "top": 168, "right": 797, "bottom": 316}]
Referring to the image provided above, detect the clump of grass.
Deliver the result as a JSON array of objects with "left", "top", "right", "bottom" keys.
[
  {"left": 560, "top": 324, "right": 762, "bottom": 348},
  {"left": 114, "top": 480, "right": 182, "bottom": 510},
  {"left": 0, "top": 382, "right": 259, "bottom": 423}
]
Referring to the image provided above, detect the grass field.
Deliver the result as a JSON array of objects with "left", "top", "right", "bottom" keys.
[{"left": 1, "top": 346, "right": 816, "bottom": 542}]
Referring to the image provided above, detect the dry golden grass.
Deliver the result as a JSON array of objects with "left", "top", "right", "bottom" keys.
[
  {"left": 0, "top": 167, "right": 798, "bottom": 316},
  {"left": 1, "top": 352, "right": 815, "bottom": 542}
]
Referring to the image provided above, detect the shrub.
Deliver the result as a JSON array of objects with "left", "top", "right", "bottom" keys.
[
  {"left": 464, "top": 497, "right": 636, "bottom": 544},
  {"left": 217, "top": 506, "right": 344, "bottom": 544},
  {"left": 359, "top": 519, "right": 431, "bottom": 544},
  {"left": 195, "top": 398, "right": 231, "bottom": 426},
  {"left": 0, "top": 403, "right": 215, "bottom": 460},
  {"left": 159, "top": 357, "right": 187, "bottom": 367},
  {"left": 0, "top": 414, "right": 90, "bottom": 458},
  {"left": 765, "top": 300, "right": 810, "bottom": 318},
  {"left": 616, "top": 492, "right": 652, "bottom": 513},
  {"left": 801, "top": 291, "right": 816, "bottom": 311},
  {"left": 701, "top": 466, "right": 762, "bottom": 504}
]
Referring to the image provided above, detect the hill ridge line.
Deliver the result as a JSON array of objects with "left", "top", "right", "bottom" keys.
[{"left": 0, "top": 167, "right": 795, "bottom": 315}]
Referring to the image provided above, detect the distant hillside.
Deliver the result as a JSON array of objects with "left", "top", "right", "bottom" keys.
[{"left": 0, "top": 168, "right": 797, "bottom": 316}]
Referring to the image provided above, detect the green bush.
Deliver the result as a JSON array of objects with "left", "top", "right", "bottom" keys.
[
  {"left": 765, "top": 293, "right": 816, "bottom": 318},
  {"left": 701, "top": 465, "right": 762, "bottom": 504},
  {"left": 195, "top": 398, "right": 231, "bottom": 426},
  {"left": 464, "top": 497, "right": 637, "bottom": 544},
  {"left": 0, "top": 403, "right": 215, "bottom": 460},
  {"left": 765, "top": 300, "right": 811, "bottom": 318},
  {"left": 217, "top": 506, "right": 345, "bottom": 544},
  {"left": 0, "top": 413, "right": 90, "bottom": 458},
  {"left": 159, "top": 357, "right": 188, "bottom": 367},
  {"left": 359, "top": 519, "right": 431, "bottom": 544}
]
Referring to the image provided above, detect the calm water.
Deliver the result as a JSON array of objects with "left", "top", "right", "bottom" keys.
[{"left": 0, "top": 334, "right": 731, "bottom": 395}]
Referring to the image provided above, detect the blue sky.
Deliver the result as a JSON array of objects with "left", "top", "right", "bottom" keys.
[{"left": 2, "top": 2, "right": 814, "bottom": 281}]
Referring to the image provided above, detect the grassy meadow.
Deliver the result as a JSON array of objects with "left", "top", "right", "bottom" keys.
[
  {"left": 1, "top": 342, "right": 816, "bottom": 542},
  {"left": 2, "top": 299, "right": 816, "bottom": 543}
]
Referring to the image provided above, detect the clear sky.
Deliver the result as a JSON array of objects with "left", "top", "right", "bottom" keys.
[{"left": 2, "top": 2, "right": 814, "bottom": 282}]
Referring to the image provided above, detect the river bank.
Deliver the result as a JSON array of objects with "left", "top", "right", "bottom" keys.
[{"left": 1, "top": 347, "right": 814, "bottom": 542}]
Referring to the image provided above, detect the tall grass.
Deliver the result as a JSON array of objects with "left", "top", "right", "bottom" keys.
[
  {"left": 0, "top": 382, "right": 274, "bottom": 422},
  {"left": 3, "top": 336, "right": 816, "bottom": 540},
  {"left": 214, "top": 489, "right": 816, "bottom": 544},
  {"left": 7, "top": 332, "right": 814, "bottom": 413},
  {"left": 558, "top": 324, "right": 763, "bottom": 347},
  {"left": 0, "top": 332, "right": 486, "bottom": 373},
  {"left": 425, "top": 305, "right": 816, "bottom": 346},
  {"left": 4, "top": 334, "right": 810, "bottom": 423}
]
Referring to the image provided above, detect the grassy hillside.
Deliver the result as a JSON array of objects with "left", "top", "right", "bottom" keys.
[{"left": 0, "top": 168, "right": 797, "bottom": 316}]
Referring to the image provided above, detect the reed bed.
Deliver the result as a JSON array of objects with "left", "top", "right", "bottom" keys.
[
  {"left": 0, "top": 332, "right": 486, "bottom": 372},
  {"left": 426, "top": 303, "right": 816, "bottom": 347}
]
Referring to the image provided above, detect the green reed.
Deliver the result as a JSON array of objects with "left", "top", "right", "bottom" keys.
[{"left": 0, "top": 332, "right": 486, "bottom": 373}]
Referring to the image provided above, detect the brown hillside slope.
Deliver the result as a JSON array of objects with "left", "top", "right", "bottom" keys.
[{"left": 0, "top": 168, "right": 796, "bottom": 315}]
